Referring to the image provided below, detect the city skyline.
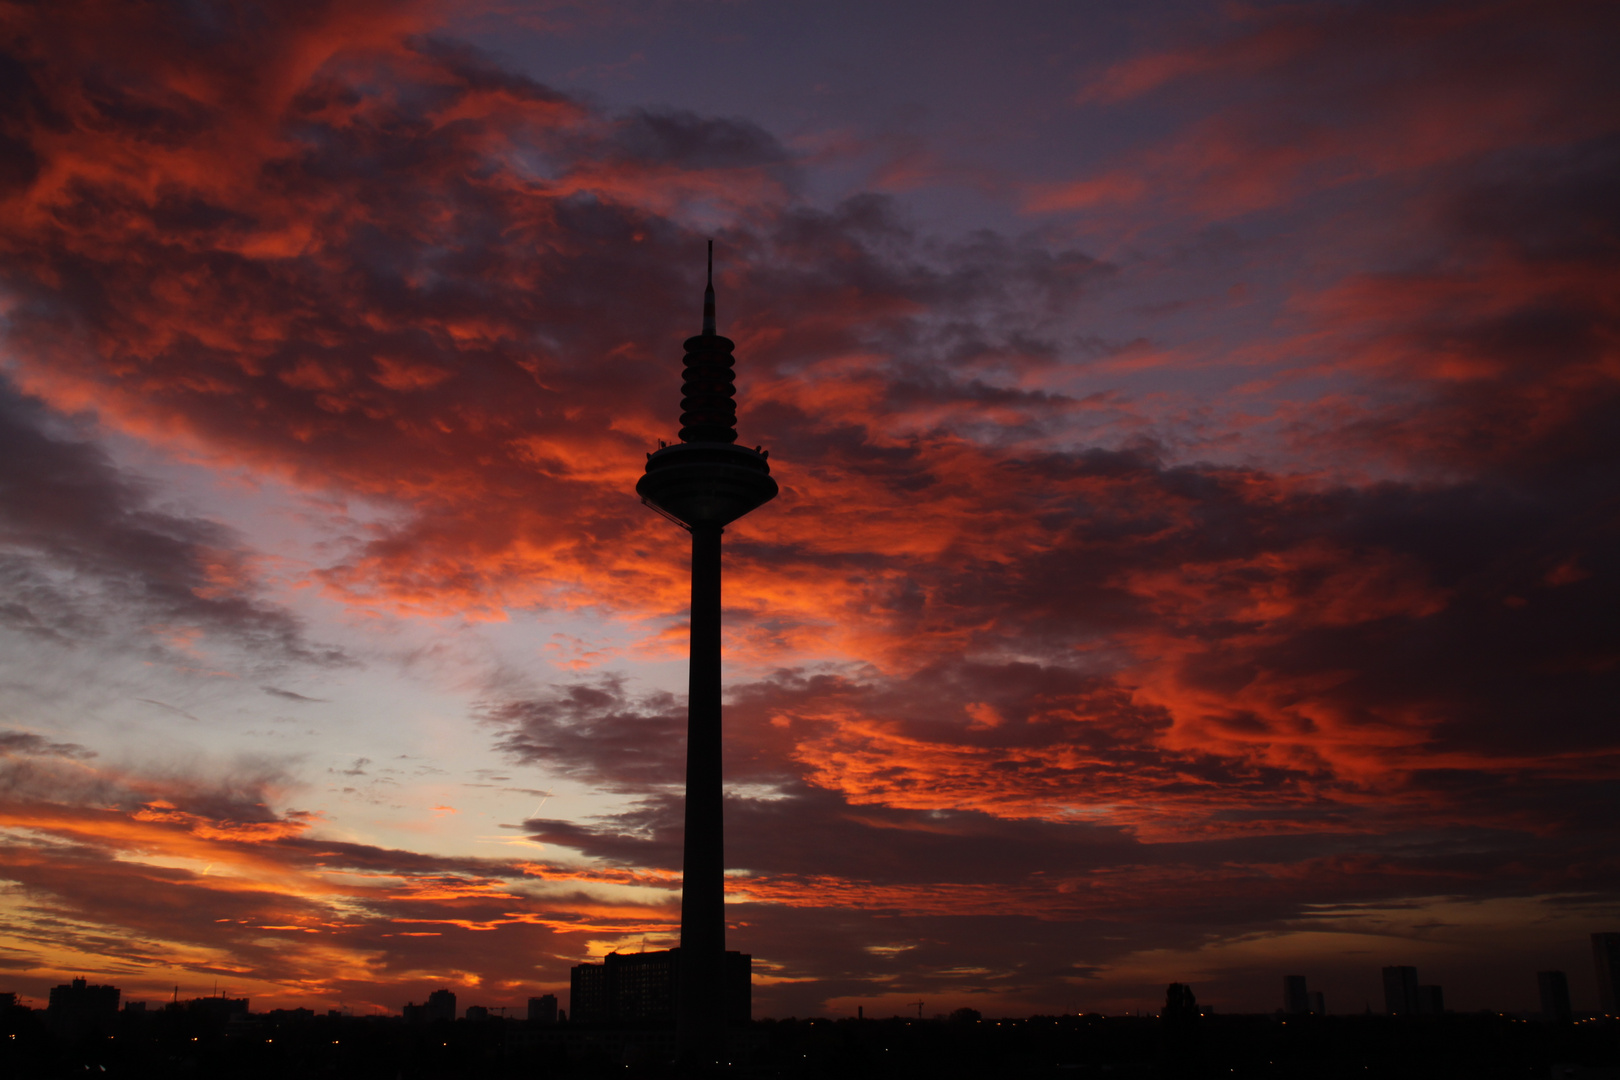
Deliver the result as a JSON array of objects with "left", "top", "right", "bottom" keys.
[
  {"left": 14, "top": 940, "right": 1620, "bottom": 1021},
  {"left": 1, "top": 0, "right": 1617, "bottom": 1021}
]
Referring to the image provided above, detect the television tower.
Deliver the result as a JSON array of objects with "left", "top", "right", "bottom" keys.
[{"left": 636, "top": 242, "right": 777, "bottom": 1063}]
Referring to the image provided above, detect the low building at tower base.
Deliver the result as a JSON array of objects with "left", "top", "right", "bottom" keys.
[{"left": 569, "top": 948, "right": 749, "bottom": 1028}]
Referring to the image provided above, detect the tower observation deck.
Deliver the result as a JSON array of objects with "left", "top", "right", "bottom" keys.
[{"left": 635, "top": 242, "right": 776, "bottom": 1066}]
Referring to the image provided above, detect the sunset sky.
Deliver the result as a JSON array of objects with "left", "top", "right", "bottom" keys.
[{"left": 1, "top": 0, "right": 1617, "bottom": 1020}]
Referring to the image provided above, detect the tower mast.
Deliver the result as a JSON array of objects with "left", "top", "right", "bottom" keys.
[{"left": 636, "top": 242, "right": 777, "bottom": 1065}]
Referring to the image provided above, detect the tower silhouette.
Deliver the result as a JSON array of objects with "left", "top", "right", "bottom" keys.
[{"left": 636, "top": 242, "right": 776, "bottom": 1064}]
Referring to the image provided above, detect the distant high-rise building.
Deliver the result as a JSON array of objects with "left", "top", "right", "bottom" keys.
[
  {"left": 186, "top": 996, "right": 248, "bottom": 1020},
  {"left": 528, "top": 993, "right": 558, "bottom": 1024},
  {"left": 570, "top": 949, "right": 750, "bottom": 1028},
  {"left": 426, "top": 988, "right": 456, "bottom": 1023},
  {"left": 1539, "top": 970, "right": 1573, "bottom": 1023},
  {"left": 266, "top": 1007, "right": 314, "bottom": 1023},
  {"left": 1160, "top": 982, "right": 1200, "bottom": 1063},
  {"left": 405, "top": 988, "right": 457, "bottom": 1023},
  {"left": 1309, "top": 991, "right": 1326, "bottom": 1015},
  {"left": 1161, "top": 983, "right": 1198, "bottom": 1021},
  {"left": 1415, "top": 985, "right": 1444, "bottom": 1015},
  {"left": 1382, "top": 966, "right": 1419, "bottom": 1015},
  {"left": 571, "top": 958, "right": 609, "bottom": 1022},
  {"left": 47, "top": 978, "right": 120, "bottom": 1037},
  {"left": 464, "top": 1005, "right": 490, "bottom": 1022},
  {"left": 1283, "top": 975, "right": 1310, "bottom": 1015},
  {"left": 1593, "top": 933, "right": 1620, "bottom": 1014}
]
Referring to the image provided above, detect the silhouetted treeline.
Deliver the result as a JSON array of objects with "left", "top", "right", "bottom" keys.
[{"left": 2, "top": 1004, "right": 1617, "bottom": 1078}]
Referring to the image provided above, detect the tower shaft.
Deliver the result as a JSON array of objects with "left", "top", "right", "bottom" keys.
[
  {"left": 635, "top": 244, "right": 776, "bottom": 1067},
  {"left": 678, "top": 524, "right": 725, "bottom": 1057}
]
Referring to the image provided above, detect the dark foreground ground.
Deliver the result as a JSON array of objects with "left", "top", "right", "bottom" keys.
[{"left": 3, "top": 1006, "right": 1618, "bottom": 1078}]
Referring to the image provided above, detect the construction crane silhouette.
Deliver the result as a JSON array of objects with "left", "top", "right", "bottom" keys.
[{"left": 910, "top": 1001, "right": 924, "bottom": 1020}]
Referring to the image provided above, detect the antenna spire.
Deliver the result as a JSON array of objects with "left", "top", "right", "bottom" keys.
[{"left": 702, "top": 239, "right": 716, "bottom": 336}]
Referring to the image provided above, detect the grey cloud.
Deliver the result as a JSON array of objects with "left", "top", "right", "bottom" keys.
[
  {"left": 261, "top": 686, "right": 328, "bottom": 703},
  {"left": 0, "top": 729, "right": 95, "bottom": 759},
  {"left": 612, "top": 108, "right": 789, "bottom": 172},
  {"left": 0, "top": 380, "right": 349, "bottom": 669},
  {"left": 486, "top": 676, "right": 686, "bottom": 792}
]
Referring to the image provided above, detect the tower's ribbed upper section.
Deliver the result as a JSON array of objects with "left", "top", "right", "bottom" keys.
[
  {"left": 639, "top": 241, "right": 776, "bottom": 530},
  {"left": 678, "top": 241, "right": 737, "bottom": 444}
]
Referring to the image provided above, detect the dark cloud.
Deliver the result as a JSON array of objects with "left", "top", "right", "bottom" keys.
[
  {"left": 0, "top": 730, "right": 95, "bottom": 759},
  {"left": 1319, "top": 135, "right": 1620, "bottom": 483},
  {"left": 487, "top": 676, "right": 685, "bottom": 792},
  {"left": 135, "top": 698, "right": 202, "bottom": 723},
  {"left": 0, "top": 382, "right": 348, "bottom": 667},
  {"left": 0, "top": 745, "right": 301, "bottom": 826},
  {"left": 610, "top": 108, "right": 790, "bottom": 172},
  {"left": 261, "top": 686, "right": 328, "bottom": 703},
  {"left": 1054, "top": 0, "right": 1620, "bottom": 218}
]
